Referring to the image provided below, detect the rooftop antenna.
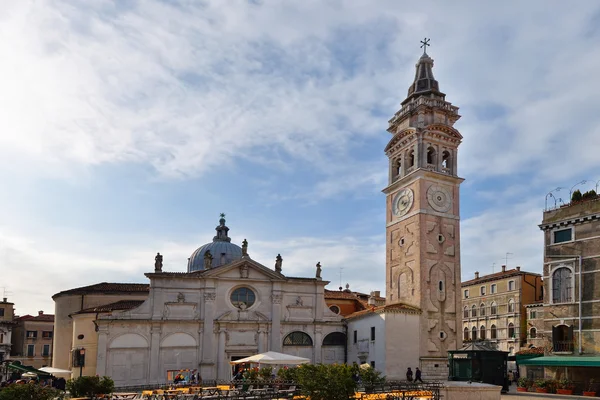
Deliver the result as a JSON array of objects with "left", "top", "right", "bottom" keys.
[
  {"left": 491, "top": 262, "right": 496, "bottom": 273},
  {"left": 1, "top": 287, "right": 12, "bottom": 300},
  {"left": 505, "top": 252, "right": 513, "bottom": 269},
  {"left": 339, "top": 267, "right": 344, "bottom": 289}
]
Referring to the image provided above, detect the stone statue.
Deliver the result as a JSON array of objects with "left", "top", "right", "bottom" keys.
[
  {"left": 295, "top": 296, "right": 303, "bottom": 306},
  {"left": 154, "top": 252, "right": 163, "bottom": 272},
  {"left": 316, "top": 262, "right": 322, "bottom": 279},
  {"left": 204, "top": 250, "right": 213, "bottom": 269},
  {"left": 275, "top": 254, "right": 283, "bottom": 273},
  {"left": 242, "top": 239, "right": 248, "bottom": 257},
  {"left": 240, "top": 264, "right": 249, "bottom": 278}
]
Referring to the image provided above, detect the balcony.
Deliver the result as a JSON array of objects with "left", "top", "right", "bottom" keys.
[{"left": 553, "top": 340, "right": 575, "bottom": 354}]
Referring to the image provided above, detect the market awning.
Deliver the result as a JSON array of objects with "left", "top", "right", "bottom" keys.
[
  {"left": 517, "top": 356, "right": 600, "bottom": 367},
  {"left": 7, "top": 363, "right": 53, "bottom": 377}
]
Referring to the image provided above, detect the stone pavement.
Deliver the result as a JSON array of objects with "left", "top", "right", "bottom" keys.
[{"left": 502, "top": 384, "right": 595, "bottom": 399}]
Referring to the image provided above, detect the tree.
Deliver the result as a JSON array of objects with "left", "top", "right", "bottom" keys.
[
  {"left": 295, "top": 364, "right": 357, "bottom": 400},
  {"left": 66, "top": 376, "right": 114, "bottom": 397},
  {"left": 571, "top": 189, "right": 583, "bottom": 202},
  {"left": 0, "top": 384, "right": 64, "bottom": 400}
]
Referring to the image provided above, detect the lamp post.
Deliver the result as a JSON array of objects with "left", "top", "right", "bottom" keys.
[
  {"left": 545, "top": 187, "right": 564, "bottom": 210},
  {"left": 569, "top": 180, "right": 588, "bottom": 202},
  {"left": 595, "top": 179, "right": 600, "bottom": 194},
  {"left": 79, "top": 348, "right": 85, "bottom": 377}
]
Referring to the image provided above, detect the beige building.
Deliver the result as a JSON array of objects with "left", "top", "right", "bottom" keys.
[
  {"left": 383, "top": 48, "right": 464, "bottom": 379},
  {"left": 0, "top": 298, "right": 15, "bottom": 381},
  {"left": 519, "top": 193, "right": 600, "bottom": 381},
  {"left": 10, "top": 311, "right": 55, "bottom": 369},
  {"left": 461, "top": 266, "right": 543, "bottom": 355},
  {"left": 52, "top": 283, "right": 150, "bottom": 374}
]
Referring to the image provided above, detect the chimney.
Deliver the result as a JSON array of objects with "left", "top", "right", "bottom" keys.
[
  {"left": 501, "top": 265, "right": 506, "bottom": 272},
  {"left": 368, "top": 296, "right": 377, "bottom": 306},
  {"left": 374, "top": 291, "right": 381, "bottom": 298},
  {"left": 516, "top": 266, "right": 521, "bottom": 271},
  {"left": 2, "top": 298, "right": 6, "bottom": 303},
  {"left": 475, "top": 271, "right": 479, "bottom": 279},
  {"left": 38, "top": 311, "right": 43, "bottom": 316}
]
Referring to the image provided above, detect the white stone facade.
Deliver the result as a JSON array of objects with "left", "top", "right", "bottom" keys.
[{"left": 94, "top": 257, "right": 345, "bottom": 386}]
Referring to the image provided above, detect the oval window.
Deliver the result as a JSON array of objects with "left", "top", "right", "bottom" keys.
[
  {"left": 230, "top": 287, "right": 256, "bottom": 309},
  {"left": 77, "top": 334, "right": 84, "bottom": 340},
  {"left": 329, "top": 305, "right": 340, "bottom": 314}
]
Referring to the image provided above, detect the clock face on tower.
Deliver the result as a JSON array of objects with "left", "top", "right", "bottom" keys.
[
  {"left": 427, "top": 185, "right": 452, "bottom": 212},
  {"left": 392, "top": 188, "right": 414, "bottom": 217}
]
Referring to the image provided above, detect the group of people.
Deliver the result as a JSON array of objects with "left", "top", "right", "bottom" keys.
[
  {"left": 0, "top": 376, "right": 66, "bottom": 390},
  {"left": 405, "top": 367, "right": 423, "bottom": 383}
]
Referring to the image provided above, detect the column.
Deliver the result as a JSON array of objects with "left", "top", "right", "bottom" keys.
[
  {"left": 95, "top": 326, "right": 109, "bottom": 377},
  {"left": 202, "top": 291, "right": 216, "bottom": 379},
  {"left": 217, "top": 326, "right": 227, "bottom": 380},
  {"left": 270, "top": 291, "right": 282, "bottom": 352},
  {"left": 149, "top": 324, "right": 161, "bottom": 383},
  {"left": 258, "top": 326, "right": 266, "bottom": 353},
  {"left": 314, "top": 327, "right": 323, "bottom": 364},
  {"left": 197, "top": 327, "right": 203, "bottom": 374}
]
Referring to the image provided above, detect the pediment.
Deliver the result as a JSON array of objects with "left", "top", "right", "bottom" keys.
[
  {"left": 384, "top": 128, "right": 416, "bottom": 153},
  {"left": 201, "top": 257, "right": 286, "bottom": 282},
  {"left": 216, "top": 310, "right": 269, "bottom": 322},
  {"left": 425, "top": 124, "right": 463, "bottom": 140}
]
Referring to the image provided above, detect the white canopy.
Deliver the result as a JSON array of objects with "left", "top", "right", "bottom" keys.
[
  {"left": 38, "top": 367, "right": 72, "bottom": 375},
  {"left": 229, "top": 351, "right": 310, "bottom": 365}
]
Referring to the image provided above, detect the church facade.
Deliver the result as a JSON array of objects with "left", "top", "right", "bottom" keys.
[{"left": 52, "top": 46, "right": 466, "bottom": 385}]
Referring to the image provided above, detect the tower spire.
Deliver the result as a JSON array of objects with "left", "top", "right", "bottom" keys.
[
  {"left": 213, "top": 213, "right": 231, "bottom": 242},
  {"left": 403, "top": 42, "right": 445, "bottom": 106}
]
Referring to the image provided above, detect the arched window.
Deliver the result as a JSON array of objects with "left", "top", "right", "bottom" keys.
[
  {"left": 438, "top": 280, "right": 444, "bottom": 291},
  {"left": 408, "top": 150, "right": 415, "bottom": 167},
  {"left": 441, "top": 150, "right": 451, "bottom": 169},
  {"left": 471, "top": 305, "right": 477, "bottom": 318},
  {"left": 463, "top": 306, "right": 469, "bottom": 318},
  {"left": 490, "top": 302, "right": 497, "bottom": 315},
  {"left": 283, "top": 331, "right": 313, "bottom": 346},
  {"left": 426, "top": 146, "right": 436, "bottom": 165},
  {"left": 552, "top": 267, "right": 573, "bottom": 303},
  {"left": 552, "top": 324, "right": 574, "bottom": 352},
  {"left": 463, "top": 327, "right": 469, "bottom": 341},
  {"left": 508, "top": 299, "right": 515, "bottom": 313},
  {"left": 395, "top": 159, "right": 402, "bottom": 178},
  {"left": 480, "top": 303, "right": 486, "bottom": 317},
  {"left": 323, "top": 332, "right": 346, "bottom": 346},
  {"left": 480, "top": 325, "right": 486, "bottom": 340},
  {"left": 471, "top": 327, "right": 477, "bottom": 341},
  {"left": 490, "top": 325, "right": 497, "bottom": 339},
  {"left": 529, "top": 328, "right": 537, "bottom": 339},
  {"left": 508, "top": 323, "right": 515, "bottom": 338}
]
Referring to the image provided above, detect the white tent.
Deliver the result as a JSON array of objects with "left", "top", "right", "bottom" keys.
[
  {"left": 229, "top": 351, "right": 310, "bottom": 365},
  {"left": 39, "top": 367, "right": 72, "bottom": 375}
]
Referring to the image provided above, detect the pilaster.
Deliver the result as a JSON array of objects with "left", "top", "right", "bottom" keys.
[{"left": 270, "top": 291, "right": 282, "bottom": 352}]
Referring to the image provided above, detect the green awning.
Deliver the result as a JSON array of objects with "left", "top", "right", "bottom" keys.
[
  {"left": 7, "top": 363, "right": 52, "bottom": 377},
  {"left": 518, "top": 356, "right": 600, "bottom": 367}
]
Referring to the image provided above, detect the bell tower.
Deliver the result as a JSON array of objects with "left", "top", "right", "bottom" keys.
[{"left": 383, "top": 41, "right": 463, "bottom": 379}]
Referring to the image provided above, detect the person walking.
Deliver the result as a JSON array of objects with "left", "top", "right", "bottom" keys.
[
  {"left": 415, "top": 367, "right": 423, "bottom": 383},
  {"left": 406, "top": 367, "right": 413, "bottom": 382}
]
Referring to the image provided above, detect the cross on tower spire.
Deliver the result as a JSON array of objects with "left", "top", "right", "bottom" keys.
[{"left": 420, "top": 37, "right": 430, "bottom": 54}]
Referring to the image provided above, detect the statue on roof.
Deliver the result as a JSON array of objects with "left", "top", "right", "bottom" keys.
[
  {"left": 204, "top": 250, "right": 213, "bottom": 269},
  {"left": 155, "top": 252, "right": 163, "bottom": 272},
  {"left": 316, "top": 262, "right": 322, "bottom": 279},
  {"left": 275, "top": 254, "right": 283, "bottom": 273},
  {"left": 242, "top": 239, "right": 248, "bottom": 257}
]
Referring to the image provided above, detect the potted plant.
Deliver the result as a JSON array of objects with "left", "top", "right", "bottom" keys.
[
  {"left": 557, "top": 378, "right": 575, "bottom": 395},
  {"left": 584, "top": 378, "right": 597, "bottom": 397},
  {"left": 535, "top": 379, "right": 549, "bottom": 393},
  {"left": 517, "top": 377, "right": 532, "bottom": 392}
]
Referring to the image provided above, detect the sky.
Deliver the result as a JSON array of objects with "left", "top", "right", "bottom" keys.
[{"left": 2, "top": 1, "right": 600, "bottom": 316}]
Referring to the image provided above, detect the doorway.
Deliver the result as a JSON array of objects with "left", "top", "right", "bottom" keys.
[{"left": 231, "top": 355, "right": 251, "bottom": 379}]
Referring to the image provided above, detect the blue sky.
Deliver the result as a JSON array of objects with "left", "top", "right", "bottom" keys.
[{"left": 2, "top": 1, "right": 600, "bottom": 315}]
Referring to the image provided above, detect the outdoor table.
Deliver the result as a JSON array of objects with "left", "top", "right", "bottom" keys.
[
  {"left": 200, "top": 386, "right": 221, "bottom": 396},
  {"left": 112, "top": 394, "right": 138, "bottom": 399}
]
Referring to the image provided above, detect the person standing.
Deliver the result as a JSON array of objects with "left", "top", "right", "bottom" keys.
[
  {"left": 415, "top": 367, "right": 423, "bottom": 383},
  {"left": 406, "top": 367, "right": 413, "bottom": 382}
]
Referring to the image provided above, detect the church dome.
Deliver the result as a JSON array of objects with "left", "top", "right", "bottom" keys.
[{"left": 187, "top": 215, "right": 243, "bottom": 272}]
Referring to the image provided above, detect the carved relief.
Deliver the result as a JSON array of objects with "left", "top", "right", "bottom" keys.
[
  {"left": 271, "top": 294, "right": 283, "bottom": 304},
  {"left": 426, "top": 221, "right": 437, "bottom": 233},
  {"left": 203, "top": 292, "right": 216, "bottom": 302},
  {"left": 444, "top": 245, "right": 455, "bottom": 256},
  {"left": 426, "top": 241, "right": 437, "bottom": 254},
  {"left": 445, "top": 224, "right": 455, "bottom": 238},
  {"left": 398, "top": 267, "right": 415, "bottom": 299}
]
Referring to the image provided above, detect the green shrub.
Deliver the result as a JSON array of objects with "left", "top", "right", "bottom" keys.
[
  {"left": 0, "top": 384, "right": 64, "bottom": 400},
  {"left": 572, "top": 189, "right": 583, "bottom": 202},
  {"left": 258, "top": 366, "right": 273, "bottom": 380},
  {"left": 517, "top": 377, "right": 532, "bottom": 388},
  {"left": 358, "top": 365, "right": 385, "bottom": 390},
  {"left": 66, "top": 375, "right": 114, "bottom": 397},
  {"left": 277, "top": 366, "right": 299, "bottom": 381},
  {"left": 296, "top": 364, "right": 357, "bottom": 400},
  {"left": 534, "top": 379, "right": 547, "bottom": 388}
]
